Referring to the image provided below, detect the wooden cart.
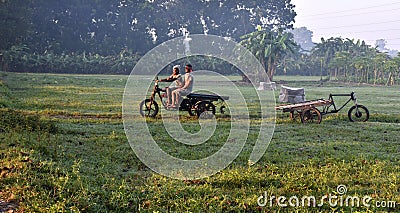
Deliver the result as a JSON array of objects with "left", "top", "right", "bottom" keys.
[{"left": 275, "top": 92, "right": 369, "bottom": 124}]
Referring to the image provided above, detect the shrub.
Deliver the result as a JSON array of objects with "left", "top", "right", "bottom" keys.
[{"left": 1, "top": 45, "right": 141, "bottom": 74}]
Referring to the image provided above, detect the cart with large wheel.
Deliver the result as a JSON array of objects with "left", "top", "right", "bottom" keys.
[
  {"left": 139, "top": 78, "right": 229, "bottom": 118},
  {"left": 275, "top": 92, "right": 369, "bottom": 124}
]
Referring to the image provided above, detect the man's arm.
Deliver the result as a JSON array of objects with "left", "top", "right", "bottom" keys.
[{"left": 160, "top": 74, "right": 181, "bottom": 82}]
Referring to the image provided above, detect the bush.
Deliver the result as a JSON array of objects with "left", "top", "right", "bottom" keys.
[
  {"left": 1, "top": 45, "right": 141, "bottom": 74},
  {"left": 1, "top": 46, "right": 243, "bottom": 75}
]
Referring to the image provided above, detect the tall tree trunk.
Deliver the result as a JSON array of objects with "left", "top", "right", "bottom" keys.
[
  {"left": 0, "top": 54, "right": 3, "bottom": 71},
  {"left": 386, "top": 72, "right": 393, "bottom": 86},
  {"left": 267, "top": 56, "right": 273, "bottom": 81},
  {"left": 391, "top": 73, "right": 395, "bottom": 85},
  {"left": 356, "top": 69, "right": 358, "bottom": 82},
  {"left": 260, "top": 57, "right": 266, "bottom": 82},
  {"left": 374, "top": 70, "right": 376, "bottom": 84},
  {"left": 335, "top": 68, "right": 338, "bottom": 80},
  {"left": 271, "top": 59, "right": 277, "bottom": 82}
]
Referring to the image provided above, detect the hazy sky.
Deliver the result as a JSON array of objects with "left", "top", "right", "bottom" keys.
[{"left": 291, "top": 0, "right": 400, "bottom": 50}]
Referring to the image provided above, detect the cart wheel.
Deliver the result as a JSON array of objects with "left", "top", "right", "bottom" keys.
[
  {"left": 348, "top": 105, "right": 369, "bottom": 122},
  {"left": 301, "top": 108, "right": 322, "bottom": 124},
  {"left": 139, "top": 99, "right": 159, "bottom": 117},
  {"left": 180, "top": 99, "right": 196, "bottom": 116},
  {"left": 195, "top": 101, "right": 216, "bottom": 119},
  {"left": 179, "top": 99, "right": 190, "bottom": 110},
  {"left": 220, "top": 106, "right": 226, "bottom": 114},
  {"left": 290, "top": 110, "right": 301, "bottom": 121},
  {"left": 188, "top": 107, "right": 197, "bottom": 116}
]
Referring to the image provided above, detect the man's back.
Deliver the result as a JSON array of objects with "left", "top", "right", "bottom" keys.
[{"left": 183, "top": 72, "right": 194, "bottom": 93}]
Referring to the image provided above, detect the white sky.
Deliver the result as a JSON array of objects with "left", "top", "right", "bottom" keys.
[{"left": 291, "top": 0, "right": 400, "bottom": 50}]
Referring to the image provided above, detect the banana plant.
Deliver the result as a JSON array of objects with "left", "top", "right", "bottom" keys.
[{"left": 240, "top": 28, "right": 297, "bottom": 81}]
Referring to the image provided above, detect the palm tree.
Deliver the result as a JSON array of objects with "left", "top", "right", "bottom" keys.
[
  {"left": 384, "top": 60, "right": 398, "bottom": 85},
  {"left": 372, "top": 53, "right": 389, "bottom": 84},
  {"left": 352, "top": 56, "right": 368, "bottom": 83},
  {"left": 240, "top": 29, "right": 297, "bottom": 81},
  {"left": 312, "top": 37, "right": 344, "bottom": 65},
  {"left": 393, "top": 54, "right": 400, "bottom": 85},
  {"left": 330, "top": 51, "right": 350, "bottom": 81}
]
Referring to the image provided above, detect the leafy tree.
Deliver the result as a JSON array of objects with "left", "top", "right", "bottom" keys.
[
  {"left": 0, "top": 0, "right": 32, "bottom": 50},
  {"left": 372, "top": 52, "right": 390, "bottom": 84},
  {"left": 240, "top": 29, "right": 298, "bottom": 81},
  {"left": 375, "top": 39, "right": 388, "bottom": 52},
  {"left": 1, "top": 0, "right": 297, "bottom": 56},
  {"left": 149, "top": 0, "right": 296, "bottom": 39},
  {"left": 288, "top": 27, "right": 314, "bottom": 52},
  {"left": 311, "top": 37, "right": 345, "bottom": 66}
]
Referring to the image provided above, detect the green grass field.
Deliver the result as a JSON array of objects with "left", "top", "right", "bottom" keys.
[{"left": 0, "top": 72, "right": 399, "bottom": 212}]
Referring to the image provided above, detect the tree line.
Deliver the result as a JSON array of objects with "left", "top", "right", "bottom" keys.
[
  {"left": 282, "top": 37, "right": 400, "bottom": 85},
  {"left": 0, "top": 0, "right": 295, "bottom": 74},
  {"left": 0, "top": 0, "right": 399, "bottom": 85},
  {"left": 0, "top": 0, "right": 295, "bottom": 55}
]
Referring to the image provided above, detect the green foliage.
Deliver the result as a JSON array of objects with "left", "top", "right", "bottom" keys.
[
  {"left": 1, "top": 47, "right": 140, "bottom": 74},
  {"left": 164, "top": 55, "right": 241, "bottom": 76},
  {"left": 0, "top": 0, "right": 32, "bottom": 50},
  {"left": 2, "top": 50, "right": 244, "bottom": 75},
  {"left": 240, "top": 29, "right": 299, "bottom": 81},
  {"left": 0, "top": 1, "right": 296, "bottom": 55},
  {"left": 1, "top": 1, "right": 399, "bottom": 85},
  {"left": 307, "top": 37, "right": 400, "bottom": 85},
  {"left": 275, "top": 36, "right": 400, "bottom": 85}
]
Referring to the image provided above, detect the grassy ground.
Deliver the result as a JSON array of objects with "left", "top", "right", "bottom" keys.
[{"left": 0, "top": 72, "right": 399, "bottom": 212}]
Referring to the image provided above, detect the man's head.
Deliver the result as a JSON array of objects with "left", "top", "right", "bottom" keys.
[
  {"left": 185, "top": 64, "right": 192, "bottom": 73},
  {"left": 173, "top": 65, "right": 180, "bottom": 74}
]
